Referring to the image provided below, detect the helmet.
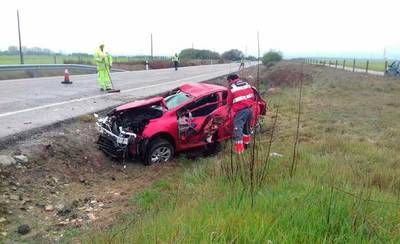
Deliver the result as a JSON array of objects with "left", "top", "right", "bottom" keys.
[{"left": 227, "top": 73, "right": 239, "bottom": 81}]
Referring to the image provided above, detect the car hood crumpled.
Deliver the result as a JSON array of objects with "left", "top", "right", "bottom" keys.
[{"left": 115, "top": 96, "right": 165, "bottom": 112}]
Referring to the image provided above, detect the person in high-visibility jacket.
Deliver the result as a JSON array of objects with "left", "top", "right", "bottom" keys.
[
  {"left": 172, "top": 53, "right": 179, "bottom": 71},
  {"left": 227, "top": 73, "right": 255, "bottom": 154},
  {"left": 94, "top": 44, "right": 113, "bottom": 91}
]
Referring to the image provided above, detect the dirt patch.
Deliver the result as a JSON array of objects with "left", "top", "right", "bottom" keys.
[
  {"left": 0, "top": 118, "right": 177, "bottom": 243},
  {"left": 260, "top": 62, "right": 313, "bottom": 88},
  {"left": 208, "top": 62, "right": 313, "bottom": 89}
]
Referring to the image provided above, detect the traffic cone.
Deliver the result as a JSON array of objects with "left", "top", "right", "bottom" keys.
[{"left": 61, "top": 69, "right": 72, "bottom": 84}]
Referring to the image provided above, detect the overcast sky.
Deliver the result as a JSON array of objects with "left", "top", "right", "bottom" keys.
[{"left": 1, "top": 0, "right": 399, "bottom": 58}]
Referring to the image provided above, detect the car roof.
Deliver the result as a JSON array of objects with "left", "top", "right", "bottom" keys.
[{"left": 180, "top": 83, "right": 226, "bottom": 98}]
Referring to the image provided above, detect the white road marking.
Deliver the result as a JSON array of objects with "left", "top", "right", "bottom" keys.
[{"left": 0, "top": 71, "right": 225, "bottom": 118}]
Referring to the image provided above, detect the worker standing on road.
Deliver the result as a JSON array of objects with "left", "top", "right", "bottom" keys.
[
  {"left": 94, "top": 44, "right": 113, "bottom": 91},
  {"left": 227, "top": 74, "right": 255, "bottom": 154},
  {"left": 239, "top": 56, "right": 245, "bottom": 70},
  {"left": 172, "top": 53, "right": 179, "bottom": 71}
]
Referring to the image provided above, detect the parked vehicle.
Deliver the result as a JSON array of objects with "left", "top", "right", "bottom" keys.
[
  {"left": 385, "top": 60, "right": 400, "bottom": 76},
  {"left": 95, "top": 83, "right": 267, "bottom": 165}
]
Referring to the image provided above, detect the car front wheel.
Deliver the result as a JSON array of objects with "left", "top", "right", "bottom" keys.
[{"left": 145, "top": 139, "right": 174, "bottom": 165}]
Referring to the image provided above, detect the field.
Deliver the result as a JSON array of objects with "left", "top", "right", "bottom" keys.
[
  {"left": 0, "top": 55, "right": 93, "bottom": 65},
  {"left": 84, "top": 62, "right": 400, "bottom": 243}
]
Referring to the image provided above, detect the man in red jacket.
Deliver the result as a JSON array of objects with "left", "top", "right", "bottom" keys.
[{"left": 227, "top": 74, "right": 255, "bottom": 154}]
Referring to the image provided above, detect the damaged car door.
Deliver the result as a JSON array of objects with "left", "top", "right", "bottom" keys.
[{"left": 177, "top": 92, "right": 229, "bottom": 149}]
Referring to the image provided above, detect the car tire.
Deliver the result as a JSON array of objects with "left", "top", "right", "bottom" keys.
[{"left": 145, "top": 138, "right": 174, "bottom": 165}]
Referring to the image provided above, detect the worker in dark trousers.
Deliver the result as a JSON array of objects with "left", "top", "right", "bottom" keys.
[
  {"left": 172, "top": 53, "right": 179, "bottom": 70},
  {"left": 227, "top": 74, "right": 255, "bottom": 154},
  {"left": 239, "top": 56, "right": 245, "bottom": 70}
]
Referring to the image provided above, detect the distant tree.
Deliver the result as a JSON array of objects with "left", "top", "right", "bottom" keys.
[
  {"left": 4, "top": 46, "right": 56, "bottom": 55},
  {"left": 42, "top": 48, "right": 52, "bottom": 55},
  {"left": 7, "top": 46, "right": 19, "bottom": 54},
  {"left": 221, "top": 49, "right": 243, "bottom": 61},
  {"left": 179, "top": 48, "right": 220, "bottom": 59},
  {"left": 26, "top": 47, "right": 41, "bottom": 55},
  {"left": 262, "top": 50, "right": 283, "bottom": 65},
  {"left": 246, "top": 55, "right": 257, "bottom": 61}
]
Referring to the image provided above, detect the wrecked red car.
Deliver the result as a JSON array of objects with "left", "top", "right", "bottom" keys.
[{"left": 95, "top": 83, "right": 267, "bottom": 165}]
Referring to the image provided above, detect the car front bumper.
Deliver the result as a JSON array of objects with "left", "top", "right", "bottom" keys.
[{"left": 95, "top": 118, "right": 137, "bottom": 158}]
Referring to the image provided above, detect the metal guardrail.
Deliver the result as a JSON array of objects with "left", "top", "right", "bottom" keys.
[{"left": 0, "top": 64, "right": 126, "bottom": 72}]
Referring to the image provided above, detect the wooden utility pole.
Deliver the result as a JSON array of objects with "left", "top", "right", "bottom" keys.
[
  {"left": 17, "top": 10, "right": 24, "bottom": 64},
  {"left": 150, "top": 33, "right": 153, "bottom": 60}
]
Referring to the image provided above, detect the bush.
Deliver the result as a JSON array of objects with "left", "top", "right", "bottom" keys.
[
  {"left": 247, "top": 55, "right": 258, "bottom": 61},
  {"left": 179, "top": 49, "right": 220, "bottom": 60},
  {"left": 221, "top": 49, "right": 243, "bottom": 61},
  {"left": 262, "top": 51, "right": 283, "bottom": 65}
]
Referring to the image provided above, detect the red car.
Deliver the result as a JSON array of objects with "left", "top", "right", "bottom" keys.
[{"left": 95, "top": 83, "right": 267, "bottom": 165}]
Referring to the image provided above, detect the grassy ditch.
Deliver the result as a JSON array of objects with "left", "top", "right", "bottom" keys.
[{"left": 84, "top": 63, "right": 400, "bottom": 243}]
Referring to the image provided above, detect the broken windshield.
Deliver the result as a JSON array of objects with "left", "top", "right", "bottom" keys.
[{"left": 164, "top": 91, "right": 190, "bottom": 109}]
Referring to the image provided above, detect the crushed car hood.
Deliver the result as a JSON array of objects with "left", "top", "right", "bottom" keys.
[{"left": 115, "top": 96, "right": 165, "bottom": 112}]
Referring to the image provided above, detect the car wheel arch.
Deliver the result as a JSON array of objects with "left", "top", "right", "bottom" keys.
[
  {"left": 143, "top": 133, "right": 176, "bottom": 165},
  {"left": 148, "top": 132, "right": 176, "bottom": 151}
]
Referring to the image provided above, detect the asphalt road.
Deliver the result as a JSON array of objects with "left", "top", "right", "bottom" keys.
[{"left": 0, "top": 63, "right": 248, "bottom": 140}]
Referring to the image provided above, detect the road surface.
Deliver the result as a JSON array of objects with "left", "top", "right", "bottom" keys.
[{"left": 0, "top": 63, "right": 248, "bottom": 141}]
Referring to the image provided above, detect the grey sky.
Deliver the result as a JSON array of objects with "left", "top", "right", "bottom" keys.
[{"left": 1, "top": 0, "right": 399, "bottom": 58}]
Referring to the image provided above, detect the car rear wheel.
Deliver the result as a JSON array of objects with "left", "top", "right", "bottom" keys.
[{"left": 145, "top": 139, "right": 174, "bottom": 165}]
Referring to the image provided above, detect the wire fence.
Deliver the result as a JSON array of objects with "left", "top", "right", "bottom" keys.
[{"left": 303, "top": 58, "right": 390, "bottom": 73}]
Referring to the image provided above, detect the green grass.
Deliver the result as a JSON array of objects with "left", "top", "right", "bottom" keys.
[
  {"left": 0, "top": 55, "right": 93, "bottom": 64},
  {"left": 84, "top": 64, "right": 400, "bottom": 243}
]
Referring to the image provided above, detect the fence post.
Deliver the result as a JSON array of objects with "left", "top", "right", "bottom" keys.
[
  {"left": 343, "top": 59, "right": 345, "bottom": 69},
  {"left": 54, "top": 55, "right": 57, "bottom": 64},
  {"left": 352, "top": 59, "right": 356, "bottom": 72},
  {"left": 384, "top": 60, "right": 388, "bottom": 72},
  {"left": 366, "top": 60, "right": 369, "bottom": 73},
  {"left": 335, "top": 60, "right": 338, "bottom": 69}
]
